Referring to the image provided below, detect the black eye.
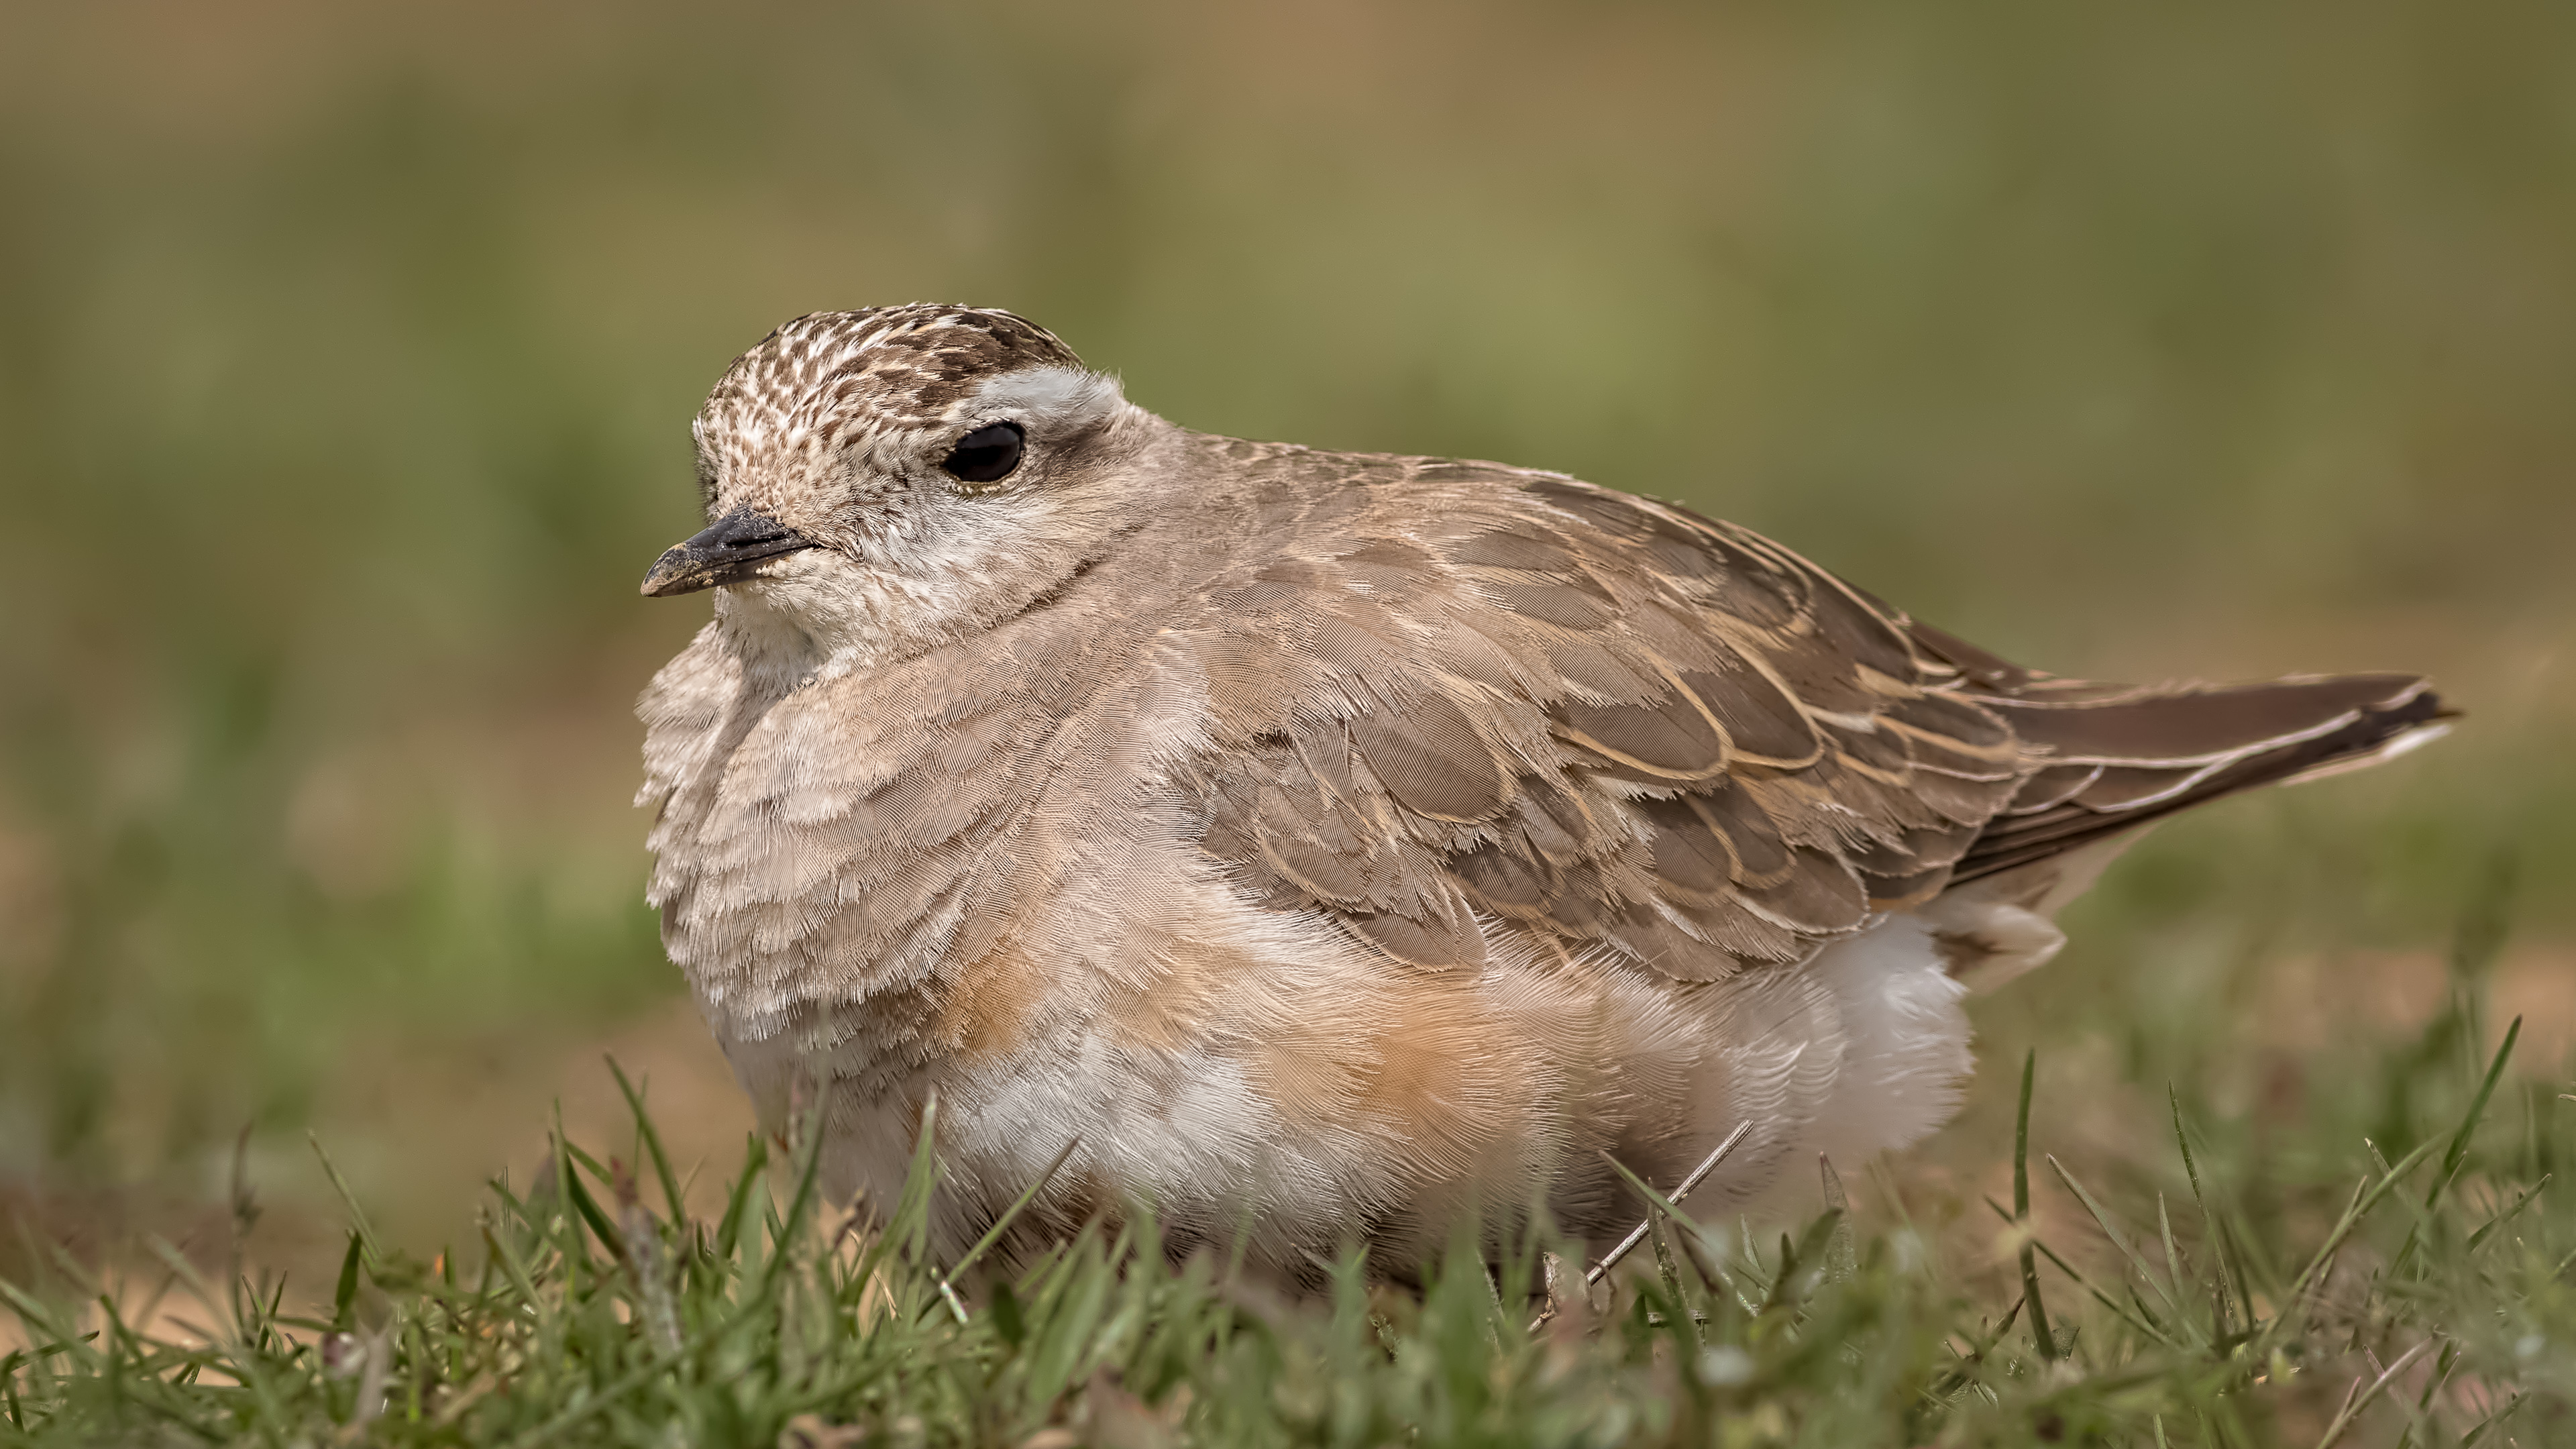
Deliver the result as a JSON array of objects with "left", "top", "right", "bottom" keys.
[{"left": 940, "top": 421, "right": 1024, "bottom": 485}]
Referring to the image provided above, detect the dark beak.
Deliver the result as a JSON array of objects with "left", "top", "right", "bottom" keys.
[{"left": 640, "top": 507, "right": 818, "bottom": 597}]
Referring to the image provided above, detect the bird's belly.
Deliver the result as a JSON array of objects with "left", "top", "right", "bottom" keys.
[{"left": 760, "top": 912, "right": 1974, "bottom": 1275}]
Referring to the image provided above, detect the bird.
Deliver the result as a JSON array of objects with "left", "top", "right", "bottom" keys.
[{"left": 636, "top": 304, "right": 2447, "bottom": 1278}]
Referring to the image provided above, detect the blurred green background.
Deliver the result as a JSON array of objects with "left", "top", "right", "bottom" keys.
[{"left": 1, "top": 0, "right": 2570, "bottom": 1271}]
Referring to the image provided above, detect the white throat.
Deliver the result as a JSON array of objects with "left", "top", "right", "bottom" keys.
[{"left": 710, "top": 497, "right": 1073, "bottom": 688}]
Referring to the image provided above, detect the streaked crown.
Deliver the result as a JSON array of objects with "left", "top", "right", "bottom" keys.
[{"left": 692, "top": 305, "right": 1085, "bottom": 498}]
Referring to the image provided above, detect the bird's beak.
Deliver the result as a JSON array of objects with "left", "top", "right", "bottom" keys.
[{"left": 640, "top": 507, "right": 819, "bottom": 597}]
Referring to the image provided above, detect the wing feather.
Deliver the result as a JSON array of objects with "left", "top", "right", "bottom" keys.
[{"left": 1179, "top": 462, "right": 2027, "bottom": 977}]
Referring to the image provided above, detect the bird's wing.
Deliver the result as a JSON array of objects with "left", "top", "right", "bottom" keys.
[{"left": 1172, "top": 459, "right": 2029, "bottom": 977}]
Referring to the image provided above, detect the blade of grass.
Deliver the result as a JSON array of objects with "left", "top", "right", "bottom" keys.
[
  {"left": 557, "top": 1136, "right": 630, "bottom": 1263},
  {"left": 1818, "top": 1155, "right": 1856, "bottom": 1282},
  {"left": 1984, "top": 1197, "right": 2179, "bottom": 1349},
  {"left": 714, "top": 1134, "right": 769, "bottom": 1261},
  {"left": 306, "top": 1134, "right": 381, "bottom": 1260},
  {"left": 607, "top": 1057, "right": 690, "bottom": 1228},
  {"left": 1758, "top": 1230, "right": 1804, "bottom": 1316},
  {"left": 2259, "top": 1135, "right": 2444, "bottom": 1347},
  {"left": 2389, "top": 1017, "right": 2522, "bottom": 1277},
  {"left": 758, "top": 1079, "right": 839, "bottom": 1303},
  {"left": 1927, "top": 1295, "right": 2023, "bottom": 1397},
  {"left": 2457, "top": 1391, "right": 2525, "bottom": 1447},
  {"left": 927, "top": 1134, "right": 1083, "bottom": 1326},
  {"left": 2171, "top": 1087, "right": 2253, "bottom": 1336},
  {"left": 947, "top": 1135, "right": 1081, "bottom": 1285},
  {"left": 477, "top": 1220, "right": 544, "bottom": 1311},
  {"left": 2465, "top": 1174, "right": 2548, "bottom": 1251},
  {"left": 1587, "top": 1120, "right": 1752, "bottom": 1285},
  {"left": 2312, "top": 1338, "right": 2433, "bottom": 1449},
  {"left": 2392, "top": 1340, "right": 2461, "bottom": 1449},
  {"left": 547, "top": 1112, "right": 594, "bottom": 1275},
  {"left": 0, "top": 1281, "right": 66, "bottom": 1346},
  {"left": 2156, "top": 1193, "right": 2188, "bottom": 1316},
  {"left": 850, "top": 1090, "right": 945, "bottom": 1305},
  {"left": 2213, "top": 1216, "right": 2264, "bottom": 1341},
  {"left": 2015, "top": 1049, "right": 2057, "bottom": 1360},
  {"left": 329, "top": 1232, "right": 364, "bottom": 1331},
  {"left": 2046, "top": 1154, "right": 2186, "bottom": 1323}
]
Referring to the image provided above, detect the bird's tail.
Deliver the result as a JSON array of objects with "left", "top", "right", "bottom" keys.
[{"left": 1905, "top": 621, "right": 2453, "bottom": 888}]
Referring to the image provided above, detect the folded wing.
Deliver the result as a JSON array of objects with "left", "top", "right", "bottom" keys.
[
  {"left": 1177, "top": 455, "right": 2447, "bottom": 982},
  {"left": 1178, "top": 462, "right": 2026, "bottom": 979}
]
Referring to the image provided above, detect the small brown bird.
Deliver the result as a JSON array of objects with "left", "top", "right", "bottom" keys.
[{"left": 638, "top": 305, "right": 2445, "bottom": 1275}]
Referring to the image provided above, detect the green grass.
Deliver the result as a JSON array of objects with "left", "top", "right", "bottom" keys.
[{"left": 6, "top": 924, "right": 2569, "bottom": 1448}]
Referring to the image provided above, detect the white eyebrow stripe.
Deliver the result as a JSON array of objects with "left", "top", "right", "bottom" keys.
[{"left": 966, "top": 365, "right": 1126, "bottom": 431}]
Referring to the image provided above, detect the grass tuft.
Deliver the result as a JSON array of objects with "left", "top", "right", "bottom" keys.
[{"left": 5, "top": 1022, "right": 2571, "bottom": 1448}]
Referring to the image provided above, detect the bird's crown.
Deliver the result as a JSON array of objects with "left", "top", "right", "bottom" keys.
[{"left": 692, "top": 305, "right": 1089, "bottom": 490}]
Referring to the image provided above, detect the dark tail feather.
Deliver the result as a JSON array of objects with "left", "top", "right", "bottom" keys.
[{"left": 1905, "top": 623, "right": 2453, "bottom": 886}]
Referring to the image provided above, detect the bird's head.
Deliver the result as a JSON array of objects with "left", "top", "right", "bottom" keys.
[{"left": 641, "top": 306, "right": 1144, "bottom": 613}]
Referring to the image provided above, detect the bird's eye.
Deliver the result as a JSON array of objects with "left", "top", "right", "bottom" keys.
[{"left": 940, "top": 421, "right": 1025, "bottom": 485}]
